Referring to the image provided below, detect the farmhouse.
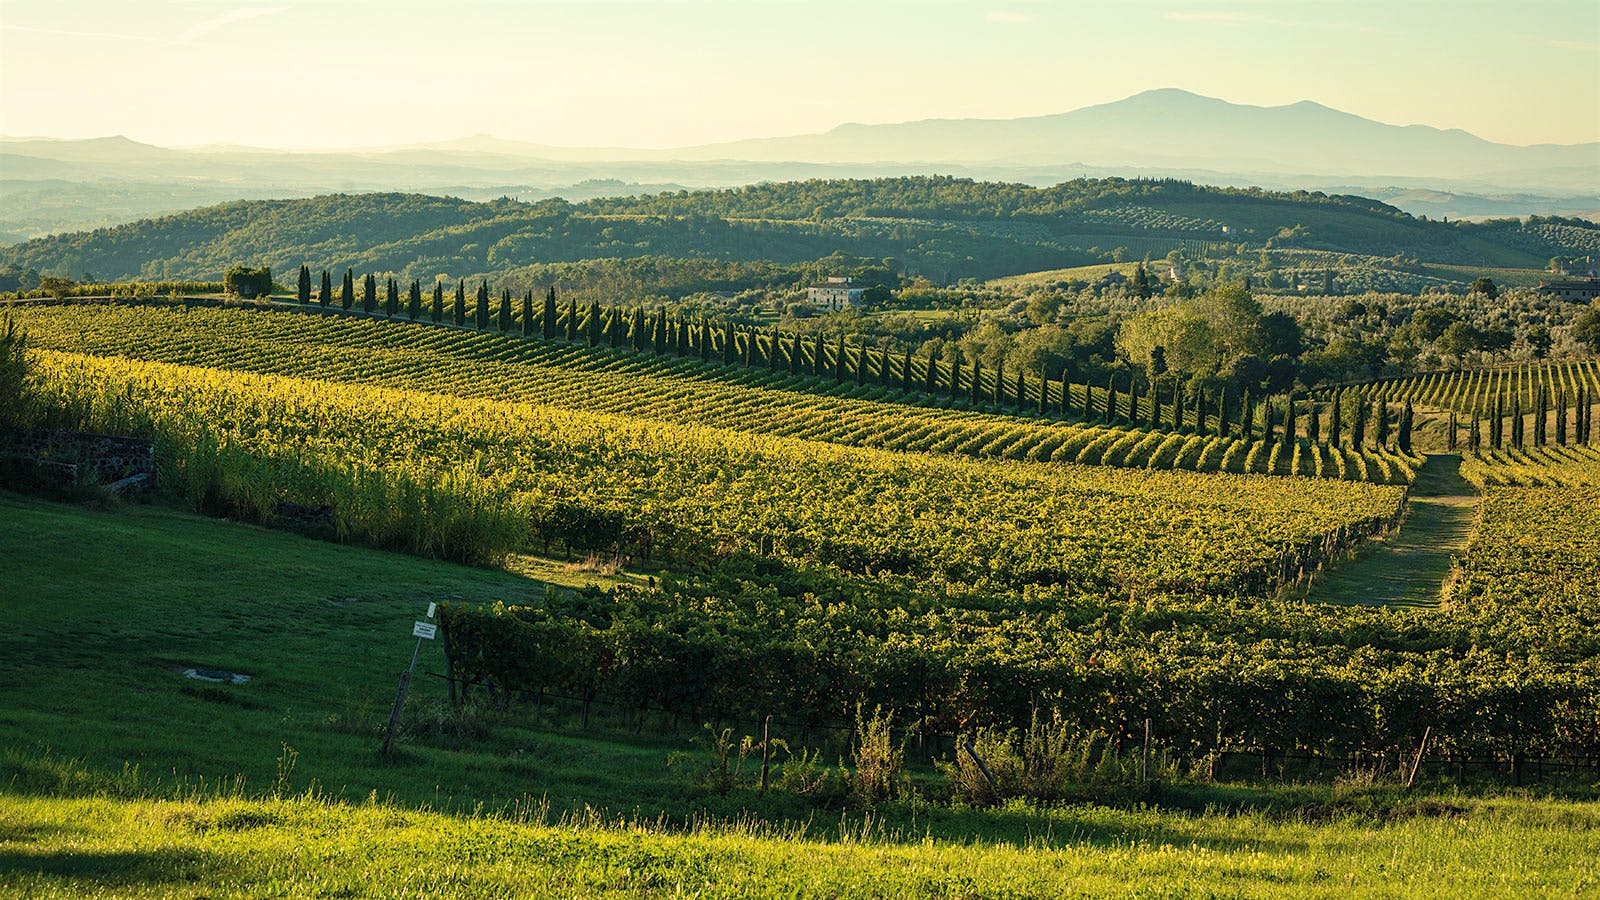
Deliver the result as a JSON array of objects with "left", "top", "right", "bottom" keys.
[
  {"left": 807, "top": 276, "right": 866, "bottom": 311},
  {"left": 1536, "top": 278, "right": 1600, "bottom": 302}
]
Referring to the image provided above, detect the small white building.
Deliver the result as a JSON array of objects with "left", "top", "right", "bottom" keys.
[{"left": 807, "top": 276, "right": 867, "bottom": 311}]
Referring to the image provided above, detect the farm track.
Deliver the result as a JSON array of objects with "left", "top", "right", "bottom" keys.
[{"left": 1298, "top": 454, "right": 1479, "bottom": 608}]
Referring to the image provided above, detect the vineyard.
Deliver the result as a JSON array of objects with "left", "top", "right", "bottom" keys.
[
  {"left": 9, "top": 301, "right": 1423, "bottom": 484},
  {"left": 24, "top": 348, "right": 1405, "bottom": 597},
  {"left": 1348, "top": 357, "right": 1600, "bottom": 414}
]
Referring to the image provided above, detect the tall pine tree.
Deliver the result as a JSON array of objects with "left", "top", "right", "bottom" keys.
[{"left": 297, "top": 265, "right": 312, "bottom": 304}]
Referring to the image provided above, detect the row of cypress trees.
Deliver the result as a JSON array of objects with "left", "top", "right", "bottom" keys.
[
  {"left": 1445, "top": 384, "right": 1596, "bottom": 451},
  {"left": 291, "top": 266, "right": 1429, "bottom": 450}
]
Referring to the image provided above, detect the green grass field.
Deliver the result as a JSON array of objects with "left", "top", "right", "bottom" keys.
[{"left": 3, "top": 492, "right": 1599, "bottom": 897}]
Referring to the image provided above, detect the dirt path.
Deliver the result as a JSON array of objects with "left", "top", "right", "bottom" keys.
[{"left": 1296, "top": 454, "right": 1479, "bottom": 608}]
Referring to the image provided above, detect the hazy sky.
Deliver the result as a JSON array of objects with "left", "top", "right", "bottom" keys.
[{"left": 2, "top": 0, "right": 1596, "bottom": 150}]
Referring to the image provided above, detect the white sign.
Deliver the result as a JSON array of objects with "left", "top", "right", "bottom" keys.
[
  {"left": 412, "top": 621, "right": 437, "bottom": 640},
  {"left": 426, "top": 602, "right": 437, "bottom": 619}
]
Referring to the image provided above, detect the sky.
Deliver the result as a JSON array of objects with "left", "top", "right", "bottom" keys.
[{"left": 1, "top": 0, "right": 1596, "bottom": 150}]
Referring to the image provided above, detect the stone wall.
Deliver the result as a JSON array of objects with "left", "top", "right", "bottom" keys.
[{"left": 2, "top": 428, "right": 156, "bottom": 487}]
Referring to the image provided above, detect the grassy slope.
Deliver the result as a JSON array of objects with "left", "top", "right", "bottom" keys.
[
  {"left": 3, "top": 495, "right": 1597, "bottom": 898},
  {"left": 4, "top": 793, "right": 1598, "bottom": 899}
]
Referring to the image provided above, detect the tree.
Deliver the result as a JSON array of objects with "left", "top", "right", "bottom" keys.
[
  {"left": 407, "top": 280, "right": 421, "bottom": 320},
  {"left": 1525, "top": 325, "right": 1553, "bottom": 359},
  {"left": 565, "top": 297, "right": 580, "bottom": 342},
  {"left": 297, "top": 265, "right": 312, "bottom": 304},
  {"left": 224, "top": 266, "right": 272, "bottom": 299},
  {"left": 521, "top": 292, "right": 535, "bottom": 337},
  {"left": 543, "top": 288, "right": 558, "bottom": 340},
  {"left": 1574, "top": 303, "right": 1600, "bottom": 353},
  {"left": 431, "top": 282, "right": 443, "bottom": 323},
  {"left": 1398, "top": 400, "right": 1413, "bottom": 454},
  {"left": 1470, "top": 277, "right": 1498, "bottom": 299},
  {"left": 384, "top": 277, "right": 398, "bottom": 317},
  {"left": 454, "top": 280, "right": 466, "bottom": 326},
  {"left": 319, "top": 270, "right": 332, "bottom": 308},
  {"left": 1130, "top": 263, "right": 1152, "bottom": 300},
  {"left": 362, "top": 273, "right": 376, "bottom": 313},
  {"left": 498, "top": 289, "right": 512, "bottom": 331},
  {"left": 341, "top": 270, "right": 354, "bottom": 310},
  {"left": 475, "top": 280, "right": 489, "bottom": 329}
]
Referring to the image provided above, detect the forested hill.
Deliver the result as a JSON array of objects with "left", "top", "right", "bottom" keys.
[{"left": 3, "top": 177, "right": 1589, "bottom": 285}]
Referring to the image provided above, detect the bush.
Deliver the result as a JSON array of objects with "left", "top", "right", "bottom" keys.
[{"left": 850, "top": 707, "right": 905, "bottom": 803}]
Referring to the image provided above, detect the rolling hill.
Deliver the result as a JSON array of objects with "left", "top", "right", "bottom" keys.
[{"left": 2, "top": 176, "right": 1590, "bottom": 287}]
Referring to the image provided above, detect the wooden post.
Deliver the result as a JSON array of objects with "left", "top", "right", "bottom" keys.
[
  {"left": 1406, "top": 726, "right": 1432, "bottom": 790},
  {"left": 381, "top": 636, "right": 424, "bottom": 756},
  {"left": 760, "top": 715, "right": 772, "bottom": 792},
  {"left": 962, "top": 740, "right": 998, "bottom": 800},
  {"left": 1141, "top": 718, "right": 1151, "bottom": 785}
]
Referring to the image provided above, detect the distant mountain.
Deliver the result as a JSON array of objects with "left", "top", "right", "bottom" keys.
[
  {"left": 2, "top": 89, "right": 1595, "bottom": 242},
  {"left": 665, "top": 89, "right": 1597, "bottom": 181}
]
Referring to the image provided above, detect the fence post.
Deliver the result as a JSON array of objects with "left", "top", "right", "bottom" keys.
[
  {"left": 962, "top": 740, "right": 998, "bottom": 801},
  {"left": 760, "top": 715, "right": 772, "bottom": 792},
  {"left": 1141, "top": 718, "right": 1151, "bottom": 785},
  {"left": 1406, "top": 726, "right": 1432, "bottom": 790}
]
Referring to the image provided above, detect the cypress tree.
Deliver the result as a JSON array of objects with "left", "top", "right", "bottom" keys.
[
  {"left": 1104, "top": 372, "right": 1116, "bottom": 423},
  {"left": 1398, "top": 400, "right": 1413, "bottom": 453},
  {"left": 1512, "top": 397, "right": 1524, "bottom": 448},
  {"left": 297, "top": 265, "right": 312, "bottom": 304},
  {"left": 1037, "top": 372, "right": 1047, "bottom": 414},
  {"left": 407, "top": 280, "right": 421, "bottom": 320},
  {"left": 1470, "top": 408, "right": 1481, "bottom": 451},
  {"left": 541, "top": 289, "right": 558, "bottom": 340},
  {"left": 1557, "top": 389, "right": 1568, "bottom": 445},
  {"left": 1284, "top": 393, "right": 1297, "bottom": 448},
  {"left": 1349, "top": 394, "right": 1365, "bottom": 449},
  {"left": 341, "top": 269, "right": 354, "bottom": 310},
  {"left": 970, "top": 360, "right": 983, "bottom": 405},
  {"left": 1306, "top": 396, "right": 1320, "bottom": 444},
  {"left": 631, "top": 308, "right": 646, "bottom": 351},
  {"left": 994, "top": 362, "right": 1006, "bottom": 406},
  {"left": 384, "top": 278, "right": 398, "bottom": 317},
  {"left": 1241, "top": 391, "right": 1254, "bottom": 440},
  {"left": 834, "top": 335, "right": 847, "bottom": 381},
  {"left": 453, "top": 280, "right": 465, "bottom": 326},
  {"left": 899, "top": 347, "right": 912, "bottom": 392},
  {"left": 1447, "top": 409, "right": 1457, "bottom": 451},
  {"left": 850, "top": 340, "right": 862, "bottom": 384},
  {"left": 1376, "top": 401, "right": 1390, "bottom": 449},
  {"left": 740, "top": 326, "right": 753, "bottom": 367},
  {"left": 1015, "top": 368, "right": 1025, "bottom": 411},
  {"left": 498, "top": 289, "right": 512, "bottom": 331},
  {"left": 431, "top": 282, "right": 443, "bottom": 323},
  {"left": 1491, "top": 395, "right": 1503, "bottom": 449},
  {"left": 1147, "top": 379, "right": 1160, "bottom": 429},
  {"left": 1535, "top": 385, "right": 1548, "bottom": 447},
  {"left": 1328, "top": 390, "right": 1342, "bottom": 445},
  {"left": 362, "top": 273, "right": 376, "bottom": 313},
  {"left": 949, "top": 354, "right": 962, "bottom": 401},
  {"left": 1218, "top": 386, "right": 1231, "bottom": 438},
  {"left": 319, "top": 270, "right": 332, "bottom": 307},
  {"left": 1170, "top": 383, "right": 1183, "bottom": 432},
  {"left": 474, "top": 281, "right": 489, "bottom": 329},
  {"left": 565, "top": 297, "right": 580, "bottom": 342},
  {"left": 587, "top": 302, "right": 602, "bottom": 346},
  {"left": 1058, "top": 374, "right": 1070, "bottom": 417},
  {"left": 1264, "top": 399, "right": 1277, "bottom": 444},
  {"left": 652, "top": 313, "right": 667, "bottom": 355},
  {"left": 1195, "top": 388, "right": 1209, "bottom": 438},
  {"left": 521, "top": 292, "right": 534, "bottom": 336},
  {"left": 923, "top": 352, "right": 938, "bottom": 395}
]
